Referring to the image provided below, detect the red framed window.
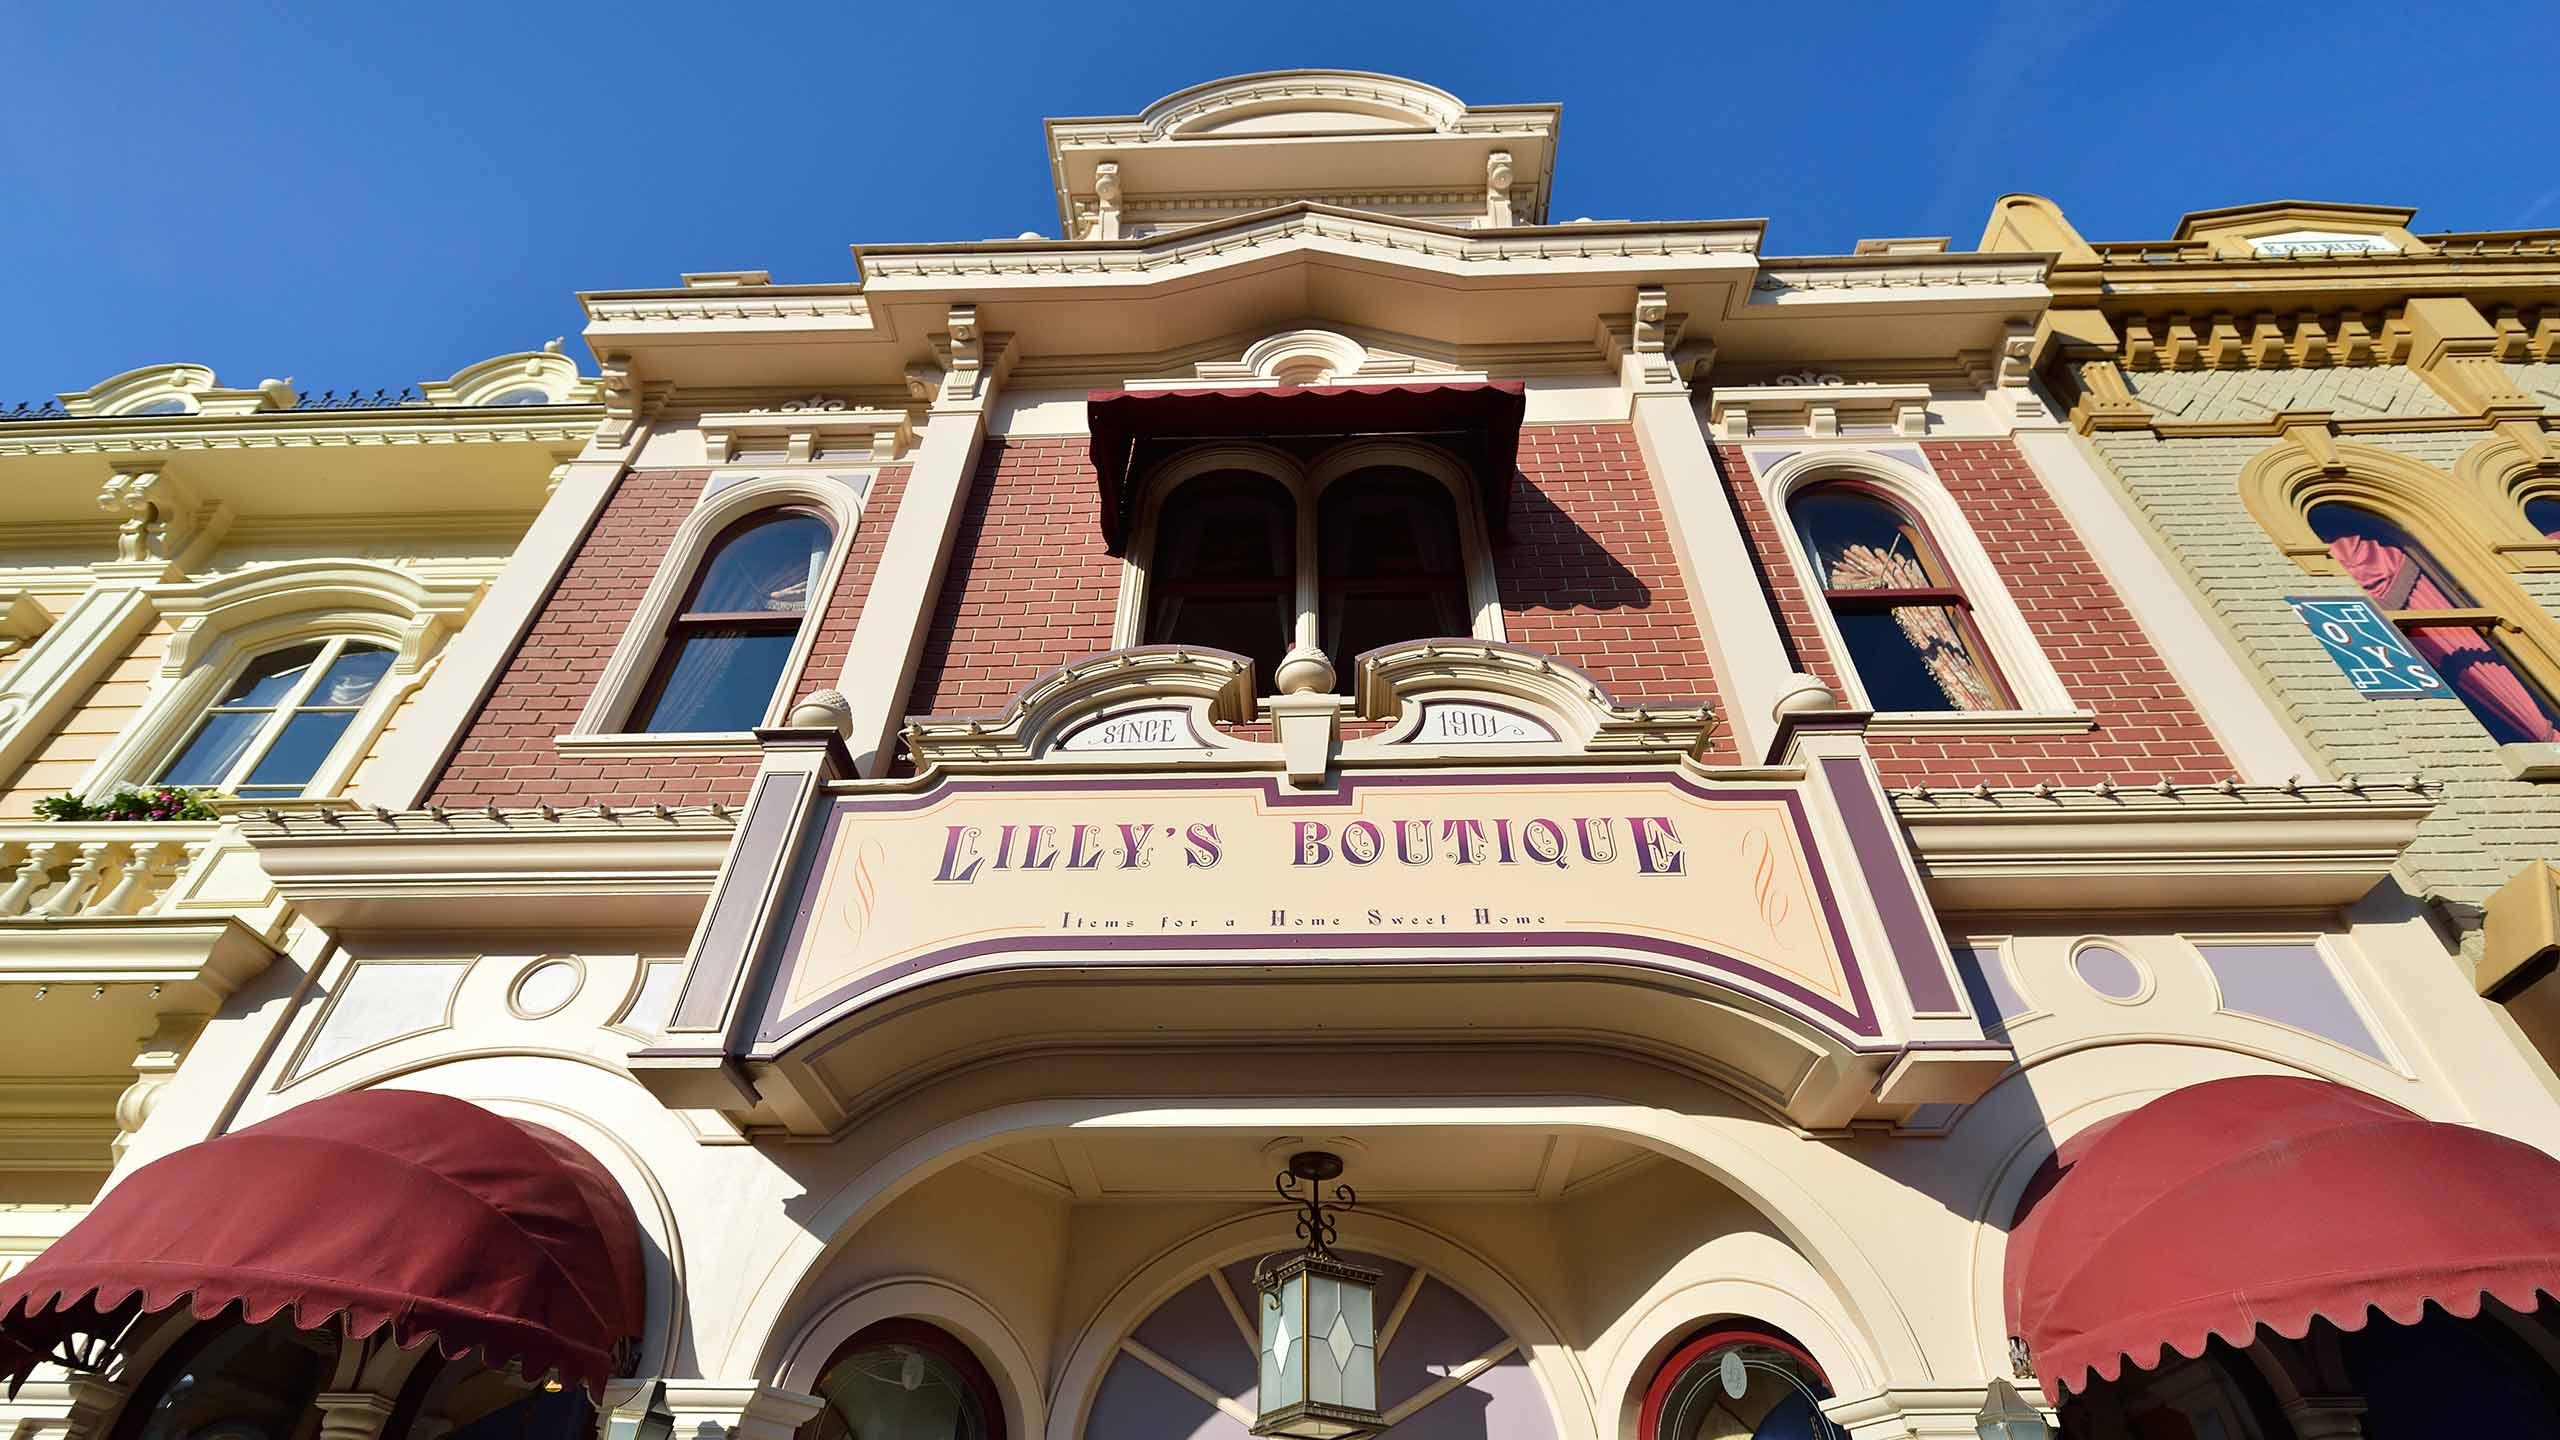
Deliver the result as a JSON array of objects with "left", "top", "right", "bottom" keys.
[
  {"left": 1641, "top": 1324, "right": 1842, "bottom": 1440},
  {"left": 1789, "top": 483, "right": 2010, "bottom": 713},
  {"left": 2309, "top": 502, "right": 2560, "bottom": 744},
  {"left": 630, "top": 509, "right": 834, "bottom": 734}
]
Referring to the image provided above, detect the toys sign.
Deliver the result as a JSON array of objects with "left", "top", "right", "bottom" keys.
[{"left": 2286, "top": 596, "right": 2447, "bottom": 697}]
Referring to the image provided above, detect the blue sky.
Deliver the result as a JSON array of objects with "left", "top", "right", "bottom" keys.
[{"left": 8, "top": 1, "right": 2554, "bottom": 403}]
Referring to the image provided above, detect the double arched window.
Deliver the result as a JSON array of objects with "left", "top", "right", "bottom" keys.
[
  {"left": 1143, "top": 464, "right": 1477, "bottom": 692},
  {"left": 1788, "top": 484, "right": 2009, "bottom": 713},
  {"left": 630, "top": 509, "right": 835, "bottom": 733},
  {"left": 156, "top": 638, "right": 395, "bottom": 796},
  {"left": 2309, "top": 503, "right": 2560, "bottom": 744}
]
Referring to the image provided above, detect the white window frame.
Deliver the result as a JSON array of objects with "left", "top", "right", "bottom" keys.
[
  {"left": 1754, "top": 446, "right": 2080, "bottom": 728},
  {"left": 81, "top": 560, "right": 480, "bottom": 803},
  {"left": 149, "top": 635, "right": 397, "bottom": 797},
  {"left": 573, "top": 474, "right": 866, "bottom": 742},
  {"left": 1110, "top": 440, "right": 1506, "bottom": 681}
]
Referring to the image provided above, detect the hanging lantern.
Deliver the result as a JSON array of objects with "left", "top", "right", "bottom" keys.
[
  {"left": 1974, "top": 1379, "right": 2051, "bottom": 1440},
  {"left": 1251, "top": 1152, "right": 1382, "bottom": 1440}
]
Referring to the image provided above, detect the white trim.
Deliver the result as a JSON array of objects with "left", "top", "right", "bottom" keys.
[
  {"left": 1751, "top": 446, "right": 2075, "bottom": 718},
  {"left": 1110, "top": 439, "right": 1507, "bottom": 679},
  {"left": 573, "top": 474, "right": 867, "bottom": 738},
  {"left": 82, "top": 560, "right": 484, "bottom": 802}
]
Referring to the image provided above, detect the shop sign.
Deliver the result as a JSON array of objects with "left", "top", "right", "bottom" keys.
[
  {"left": 759, "top": 769, "right": 1876, "bottom": 1039},
  {"left": 2286, "top": 596, "right": 2447, "bottom": 697}
]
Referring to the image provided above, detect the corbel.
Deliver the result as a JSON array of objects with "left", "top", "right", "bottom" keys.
[
  {"left": 2492, "top": 307, "right": 2531, "bottom": 361},
  {"left": 2119, "top": 314, "right": 2158, "bottom": 370},
  {"left": 2406, "top": 296, "right": 2537, "bottom": 414},
  {"left": 1599, "top": 286, "right": 1686, "bottom": 389},
  {"left": 1484, "top": 151, "right": 1514, "bottom": 227},
  {"left": 928, "top": 305, "right": 1016, "bottom": 405},
  {"left": 2249, "top": 313, "right": 2288, "bottom": 367},
  {"left": 2069, "top": 360, "right": 2152, "bottom": 433},
  {"left": 2161, "top": 314, "right": 2201, "bottom": 370},
  {"left": 2376, "top": 309, "right": 2415, "bottom": 366},
  {"left": 97, "top": 466, "right": 213, "bottom": 571},
  {"left": 2292, "top": 312, "right": 2332, "bottom": 367},
  {"left": 2335, "top": 310, "right": 2376, "bottom": 365},
  {"left": 595, "top": 353, "right": 668, "bottom": 447},
  {"left": 2531, "top": 315, "right": 2560, "bottom": 364},
  {"left": 2204, "top": 313, "right": 2247, "bottom": 369},
  {"left": 1091, "top": 162, "right": 1124, "bottom": 241}
]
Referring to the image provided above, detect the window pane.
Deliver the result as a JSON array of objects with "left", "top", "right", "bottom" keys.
[
  {"left": 2409, "top": 627, "right": 2560, "bottom": 745},
  {"left": 689, "top": 513, "right": 834, "bottom": 615},
  {"left": 2528, "top": 496, "right": 2560, "bottom": 541},
  {"left": 1318, "top": 471, "right": 1470, "bottom": 670},
  {"left": 221, "top": 644, "right": 327, "bottom": 708},
  {"left": 1319, "top": 472, "right": 1461, "bottom": 579},
  {"left": 307, "top": 645, "right": 393, "bottom": 708},
  {"left": 240, "top": 711, "right": 358, "bottom": 793},
  {"left": 1157, "top": 473, "right": 1293, "bottom": 582},
  {"left": 1148, "top": 595, "right": 1291, "bottom": 689},
  {"left": 1836, "top": 607, "right": 2004, "bottom": 712},
  {"left": 2308, "top": 503, "right": 2476, "bottom": 610},
  {"left": 1792, "top": 488, "right": 1952, "bottom": 593},
  {"left": 159, "top": 710, "right": 267, "bottom": 786},
  {"left": 636, "top": 629, "right": 799, "bottom": 733}
]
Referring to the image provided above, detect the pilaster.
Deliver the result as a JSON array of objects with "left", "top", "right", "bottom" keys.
[
  {"left": 832, "top": 304, "right": 1013, "bottom": 776},
  {"left": 310, "top": 1394, "right": 399, "bottom": 1440},
  {"left": 1607, "top": 285, "right": 1811, "bottom": 763},
  {"left": 353, "top": 436, "right": 637, "bottom": 808}
]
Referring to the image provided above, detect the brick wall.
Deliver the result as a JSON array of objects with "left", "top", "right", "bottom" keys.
[
  {"left": 1721, "top": 438, "right": 2230, "bottom": 789},
  {"left": 426, "top": 468, "right": 902, "bottom": 807},
  {"left": 906, "top": 438, "right": 1125, "bottom": 717},
  {"left": 1502, "top": 424, "right": 1728, "bottom": 755},
  {"left": 2090, "top": 424, "right": 2560, "bottom": 902},
  {"left": 903, "top": 426, "right": 1732, "bottom": 740}
]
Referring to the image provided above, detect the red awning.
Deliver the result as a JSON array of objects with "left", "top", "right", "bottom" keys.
[
  {"left": 0, "top": 1090, "right": 644, "bottom": 1395},
  {"left": 2006, "top": 1075, "right": 2560, "bottom": 1402},
  {"left": 1086, "top": 381, "right": 1527, "bottom": 552}
]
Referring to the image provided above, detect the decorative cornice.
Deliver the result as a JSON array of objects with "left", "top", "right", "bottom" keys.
[
  {"left": 1750, "top": 257, "right": 2047, "bottom": 295},
  {"left": 1710, "top": 381, "right": 1931, "bottom": 439},
  {"left": 581, "top": 291, "right": 873, "bottom": 327},
  {"left": 700, "top": 399, "right": 917, "bottom": 464},
  {"left": 0, "top": 412, "right": 596, "bottom": 458},
  {"left": 1351, "top": 640, "right": 1716, "bottom": 757},
  {"left": 903, "top": 646, "right": 1259, "bottom": 767},
  {"left": 1893, "top": 777, "right": 2435, "bottom": 911}
]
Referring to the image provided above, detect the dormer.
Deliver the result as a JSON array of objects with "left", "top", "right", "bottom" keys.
[
  {"left": 2171, "top": 200, "right": 2425, "bottom": 259},
  {"left": 1044, "top": 70, "right": 1560, "bottom": 240}
]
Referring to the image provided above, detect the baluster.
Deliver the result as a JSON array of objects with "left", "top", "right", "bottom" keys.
[
  {"left": 151, "top": 840, "right": 211, "bottom": 915},
  {"left": 0, "top": 842, "right": 58, "bottom": 917},
  {"left": 92, "top": 840, "right": 176, "bottom": 915},
  {"left": 38, "top": 842, "right": 112, "bottom": 917}
]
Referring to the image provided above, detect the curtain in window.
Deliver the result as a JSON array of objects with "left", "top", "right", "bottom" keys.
[
  {"left": 2324, "top": 529, "right": 2560, "bottom": 745},
  {"left": 633, "top": 510, "right": 834, "bottom": 733},
  {"left": 1791, "top": 487, "right": 2007, "bottom": 714}
]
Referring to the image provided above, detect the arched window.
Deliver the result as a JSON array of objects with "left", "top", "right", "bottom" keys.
[
  {"left": 115, "top": 1321, "right": 338, "bottom": 1440},
  {"left": 1319, "top": 468, "right": 1470, "bottom": 664},
  {"left": 2525, "top": 496, "right": 2560, "bottom": 542},
  {"left": 1140, "top": 463, "right": 1480, "bottom": 694},
  {"left": 1789, "top": 484, "right": 2008, "bottom": 713},
  {"left": 800, "top": 1320, "right": 1001, "bottom": 1440},
  {"left": 1143, "top": 472, "right": 1297, "bottom": 688},
  {"left": 630, "top": 509, "right": 834, "bottom": 733},
  {"left": 156, "top": 638, "right": 395, "bottom": 796},
  {"left": 1641, "top": 1325, "right": 1843, "bottom": 1440},
  {"left": 2310, "top": 502, "right": 2560, "bottom": 744}
]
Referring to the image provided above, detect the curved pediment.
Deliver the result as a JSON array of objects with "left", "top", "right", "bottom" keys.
[
  {"left": 1350, "top": 640, "right": 1718, "bottom": 758},
  {"left": 1138, "top": 71, "right": 1465, "bottom": 138},
  {"left": 903, "top": 646, "right": 1263, "bottom": 768}
]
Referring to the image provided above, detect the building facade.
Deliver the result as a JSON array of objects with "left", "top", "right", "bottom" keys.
[
  {"left": 1982, "top": 195, "right": 2560, "bottom": 1073},
  {"left": 6, "top": 72, "right": 2560, "bottom": 1440}
]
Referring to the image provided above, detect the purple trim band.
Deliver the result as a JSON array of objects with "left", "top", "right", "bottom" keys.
[
  {"left": 754, "top": 767, "right": 1882, "bottom": 1049},
  {"left": 1820, "top": 757, "right": 1960, "bottom": 1014}
]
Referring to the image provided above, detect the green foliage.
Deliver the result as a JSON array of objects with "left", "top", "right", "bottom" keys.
[{"left": 32, "top": 785, "right": 220, "bottom": 822}]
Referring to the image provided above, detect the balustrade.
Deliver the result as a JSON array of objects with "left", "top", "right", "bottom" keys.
[{"left": 0, "top": 826, "right": 215, "bottom": 921}]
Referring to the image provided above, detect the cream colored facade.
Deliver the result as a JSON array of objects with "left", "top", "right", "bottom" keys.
[
  {"left": 6, "top": 72, "right": 2560, "bottom": 1440},
  {"left": 0, "top": 349, "right": 599, "bottom": 1377}
]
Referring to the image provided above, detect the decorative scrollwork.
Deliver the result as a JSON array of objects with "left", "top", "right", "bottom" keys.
[{"left": 1277, "top": 1167, "right": 1357, "bottom": 1257}]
